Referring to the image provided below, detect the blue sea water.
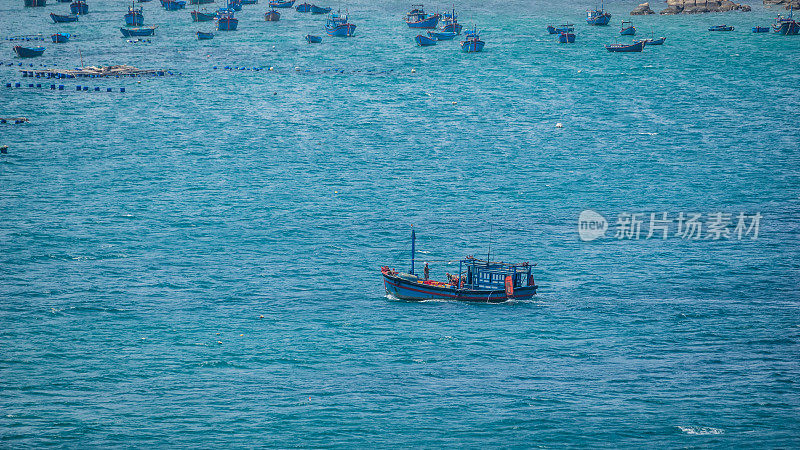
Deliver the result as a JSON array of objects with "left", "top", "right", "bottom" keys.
[{"left": 2, "top": 0, "right": 800, "bottom": 446}]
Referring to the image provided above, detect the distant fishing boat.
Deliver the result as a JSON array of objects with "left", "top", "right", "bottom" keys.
[
  {"left": 217, "top": 11, "right": 238, "bottom": 30},
  {"left": 191, "top": 10, "right": 216, "bottom": 21},
  {"left": 24, "top": 0, "right": 46, "bottom": 6},
  {"left": 241, "top": 0, "right": 258, "bottom": 4},
  {"left": 189, "top": 0, "right": 214, "bottom": 4},
  {"left": 264, "top": 8, "right": 280, "bottom": 20},
  {"left": 56, "top": 0, "right": 71, "bottom": 2},
  {"left": 197, "top": 30, "right": 214, "bottom": 39},
  {"left": 381, "top": 231, "right": 538, "bottom": 303},
  {"left": 295, "top": 2, "right": 311, "bottom": 12},
  {"left": 51, "top": 32, "right": 70, "bottom": 43},
  {"left": 120, "top": 25, "right": 157, "bottom": 37},
  {"left": 547, "top": 24, "right": 574, "bottom": 34},
  {"left": 427, "top": 30, "right": 456, "bottom": 40},
  {"left": 406, "top": 4, "right": 440, "bottom": 29},
  {"left": 70, "top": 1, "right": 88, "bottom": 14},
  {"left": 647, "top": 36, "right": 666, "bottom": 45},
  {"left": 325, "top": 11, "right": 356, "bottom": 36},
  {"left": 310, "top": 4, "right": 330, "bottom": 14},
  {"left": 559, "top": 31, "right": 575, "bottom": 43},
  {"left": 305, "top": 34, "right": 322, "bottom": 43},
  {"left": 605, "top": 41, "right": 644, "bottom": 52},
  {"left": 125, "top": 3, "right": 144, "bottom": 26},
  {"left": 773, "top": 9, "right": 799, "bottom": 35},
  {"left": 13, "top": 46, "right": 46, "bottom": 58},
  {"left": 620, "top": 20, "right": 636, "bottom": 35},
  {"left": 161, "top": 0, "right": 186, "bottom": 10},
  {"left": 440, "top": 8, "right": 462, "bottom": 34},
  {"left": 752, "top": 26, "right": 770, "bottom": 33},
  {"left": 586, "top": 1, "right": 611, "bottom": 26},
  {"left": 708, "top": 25, "right": 734, "bottom": 31},
  {"left": 415, "top": 34, "right": 436, "bottom": 46},
  {"left": 50, "top": 12, "right": 79, "bottom": 23},
  {"left": 461, "top": 27, "right": 484, "bottom": 52},
  {"left": 268, "top": 0, "right": 294, "bottom": 7}
]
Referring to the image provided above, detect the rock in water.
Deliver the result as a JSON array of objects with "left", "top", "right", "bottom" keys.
[
  {"left": 631, "top": 2, "right": 656, "bottom": 15},
  {"left": 764, "top": 0, "right": 800, "bottom": 10},
  {"left": 659, "top": 0, "right": 751, "bottom": 14}
]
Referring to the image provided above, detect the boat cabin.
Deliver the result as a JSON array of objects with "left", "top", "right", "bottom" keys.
[{"left": 458, "top": 257, "right": 533, "bottom": 290}]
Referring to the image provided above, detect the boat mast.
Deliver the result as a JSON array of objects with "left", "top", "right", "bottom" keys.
[{"left": 410, "top": 228, "right": 416, "bottom": 275}]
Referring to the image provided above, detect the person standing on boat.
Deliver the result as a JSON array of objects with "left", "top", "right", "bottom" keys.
[{"left": 424, "top": 262, "right": 430, "bottom": 281}]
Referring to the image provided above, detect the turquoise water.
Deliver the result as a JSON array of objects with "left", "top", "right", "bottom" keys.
[{"left": 2, "top": 0, "right": 800, "bottom": 446}]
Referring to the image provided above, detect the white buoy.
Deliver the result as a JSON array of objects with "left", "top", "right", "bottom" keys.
[
  {"left": 411, "top": 68, "right": 416, "bottom": 73},
  {"left": 452, "top": 101, "right": 457, "bottom": 105},
  {"left": 556, "top": 122, "right": 564, "bottom": 128}
]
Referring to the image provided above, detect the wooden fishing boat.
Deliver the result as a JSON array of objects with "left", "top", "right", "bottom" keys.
[
  {"left": 51, "top": 33, "right": 71, "bottom": 43},
  {"left": 440, "top": 8, "right": 462, "bottom": 34},
  {"left": 605, "top": 41, "right": 644, "bottom": 52},
  {"left": 310, "top": 4, "right": 330, "bottom": 14},
  {"left": 70, "top": 1, "right": 88, "bottom": 14},
  {"left": 264, "top": 9, "right": 280, "bottom": 20},
  {"left": 381, "top": 231, "right": 538, "bottom": 303},
  {"left": 773, "top": 10, "right": 799, "bottom": 35},
  {"left": 406, "top": 4, "right": 439, "bottom": 29},
  {"left": 586, "top": 1, "right": 611, "bottom": 26},
  {"left": 24, "top": 0, "right": 47, "bottom": 5},
  {"left": 120, "top": 25, "right": 157, "bottom": 37},
  {"left": 268, "top": 0, "right": 293, "bottom": 7},
  {"left": 620, "top": 21, "right": 636, "bottom": 36},
  {"left": 191, "top": 10, "right": 216, "bottom": 21},
  {"left": 125, "top": 3, "right": 144, "bottom": 26},
  {"left": 752, "top": 26, "right": 770, "bottom": 33},
  {"left": 325, "top": 11, "right": 356, "bottom": 36},
  {"left": 217, "top": 11, "right": 238, "bottom": 30},
  {"left": 197, "top": 30, "right": 214, "bottom": 39},
  {"left": 160, "top": 0, "right": 186, "bottom": 10},
  {"left": 558, "top": 31, "right": 575, "bottom": 43},
  {"left": 547, "top": 24, "right": 574, "bottom": 34},
  {"left": 415, "top": 34, "right": 436, "bottom": 46},
  {"left": 295, "top": 2, "right": 311, "bottom": 12},
  {"left": 227, "top": 0, "right": 242, "bottom": 10},
  {"left": 240, "top": 0, "right": 258, "bottom": 4},
  {"left": 647, "top": 36, "right": 665, "bottom": 45},
  {"left": 50, "top": 12, "right": 79, "bottom": 23},
  {"left": 708, "top": 25, "right": 734, "bottom": 31},
  {"left": 189, "top": 0, "right": 214, "bottom": 4},
  {"left": 13, "top": 46, "right": 46, "bottom": 58},
  {"left": 460, "top": 27, "right": 484, "bottom": 52},
  {"left": 427, "top": 30, "right": 456, "bottom": 40},
  {"left": 305, "top": 34, "right": 322, "bottom": 43}
]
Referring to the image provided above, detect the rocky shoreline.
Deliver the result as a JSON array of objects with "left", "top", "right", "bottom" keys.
[
  {"left": 764, "top": 0, "right": 800, "bottom": 9},
  {"left": 630, "top": 0, "right": 752, "bottom": 15}
]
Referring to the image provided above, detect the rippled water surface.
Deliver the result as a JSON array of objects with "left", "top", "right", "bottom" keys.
[{"left": 1, "top": 0, "right": 799, "bottom": 446}]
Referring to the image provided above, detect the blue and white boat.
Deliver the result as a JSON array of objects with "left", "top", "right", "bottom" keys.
[
  {"left": 415, "top": 34, "right": 436, "bottom": 46},
  {"left": 70, "top": 1, "right": 88, "bottom": 14},
  {"left": 197, "top": 30, "right": 214, "bottom": 39},
  {"left": 605, "top": 41, "right": 644, "bottom": 52},
  {"left": 325, "top": 11, "right": 356, "bottom": 36},
  {"left": 125, "top": 3, "right": 144, "bottom": 26},
  {"left": 120, "top": 25, "right": 157, "bottom": 37},
  {"left": 295, "top": 2, "right": 311, "bottom": 12},
  {"left": 427, "top": 30, "right": 456, "bottom": 40},
  {"left": 264, "top": 9, "right": 280, "bottom": 20},
  {"left": 269, "top": 0, "right": 294, "bottom": 7},
  {"left": 50, "top": 12, "right": 79, "bottom": 23},
  {"left": 460, "top": 26, "right": 484, "bottom": 52},
  {"left": 773, "top": 9, "right": 799, "bottom": 35},
  {"left": 161, "top": 0, "right": 186, "bottom": 10},
  {"left": 752, "top": 26, "right": 770, "bottom": 33},
  {"left": 381, "top": 230, "right": 538, "bottom": 303},
  {"left": 310, "top": 4, "right": 330, "bottom": 14},
  {"left": 227, "top": 0, "right": 242, "bottom": 11},
  {"left": 440, "top": 9, "right": 462, "bottom": 34},
  {"left": 547, "top": 24, "right": 574, "bottom": 34},
  {"left": 13, "top": 46, "right": 46, "bottom": 58},
  {"left": 217, "top": 11, "right": 238, "bottom": 29},
  {"left": 620, "top": 21, "right": 635, "bottom": 35},
  {"left": 406, "top": 4, "right": 439, "bottom": 29},
  {"left": 191, "top": 10, "right": 216, "bottom": 21},
  {"left": 586, "top": 1, "right": 611, "bottom": 26},
  {"left": 559, "top": 31, "right": 575, "bottom": 43},
  {"left": 305, "top": 34, "right": 322, "bottom": 43},
  {"left": 708, "top": 25, "right": 734, "bottom": 31},
  {"left": 51, "top": 32, "right": 71, "bottom": 43}
]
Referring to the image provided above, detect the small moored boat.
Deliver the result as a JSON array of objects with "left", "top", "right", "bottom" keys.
[
  {"left": 427, "top": 30, "right": 456, "bottom": 40},
  {"left": 264, "top": 8, "right": 280, "bottom": 20},
  {"left": 218, "top": 11, "right": 238, "bottom": 29},
  {"left": 51, "top": 33, "right": 71, "bottom": 43},
  {"left": 310, "top": 4, "right": 330, "bottom": 14},
  {"left": 191, "top": 10, "right": 216, "bottom": 21},
  {"left": 773, "top": 10, "right": 799, "bottom": 35},
  {"left": 120, "top": 25, "right": 157, "bottom": 37},
  {"left": 406, "top": 4, "right": 440, "bottom": 29},
  {"left": 161, "top": 0, "right": 186, "bottom": 10},
  {"left": 197, "top": 30, "right": 214, "bottom": 39},
  {"left": 587, "top": 1, "right": 611, "bottom": 26},
  {"left": 559, "top": 31, "right": 575, "bottom": 43},
  {"left": 295, "top": 2, "right": 311, "bottom": 12},
  {"left": 70, "top": 1, "right": 88, "bottom": 14},
  {"left": 50, "top": 12, "right": 79, "bottom": 23},
  {"left": 381, "top": 230, "right": 538, "bottom": 303},
  {"left": 605, "top": 41, "right": 644, "bottom": 52},
  {"left": 13, "top": 46, "right": 46, "bottom": 58},
  {"left": 708, "top": 25, "right": 734, "bottom": 31},
  {"left": 547, "top": 24, "right": 574, "bottom": 34},
  {"left": 440, "top": 9, "right": 462, "bottom": 34},
  {"left": 460, "top": 26, "right": 484, "bottom": 52},
  {"left": 305, "top": 34, "right": 322, "bottom": 43},
  {"left": 325, "top": 11, "right": 356, "bottom": 36},
  {"left": 125, "top": 3, "right": 144, "bottom": 26},
  {"left": 620, "top": 20, "right": 636, "bottom": 35},
  {"left": 415, "top": 34, "right": 436, "bottom": 46},
  {"left": 268, "top": 0, "right": 294, "bottom": 7},
  {"left": 752, "top": 26, "right": 770, "bottom": 33}
]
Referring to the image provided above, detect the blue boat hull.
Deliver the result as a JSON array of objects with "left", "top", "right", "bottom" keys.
[
  {"left": 13, "top": 46, "right": 46, "bottom": 58},
  {"left": 558, "top": 32, "right": 575, "bottom": 43},
  {"left": 125, "top": 13, "right": 144, "bottom": 26},
  {"left": 752, "top": 26, "right": 770, "bottom": 33},
  {"left": 197, "top": 31, "right": 214, "bottom": 39},
  {"left": 605, "top": 41, "right": 645, "bottom": 52},
  {"left": 461, "top": 39, "right": 484, "bottom": 52},
  {"left": 442, "top": 22, "right": 462, "bottom": 34},
  {"left": 50, "top": 13, "right": 79, "bottom": 23},
  {"left": 620, "top": 27, "right": 636, "bottom": 36},
  {"left": 269, "top": 0, "right": 294, "bottom": 7},
  {"left": 295, "top": 2, "right": 310, "bottom": 12},
  {"left": 587, "top": 13, "right": 611, "bottom": 26},
  {"left": 547, "top": 25, "right": 574, "bottom": 34},
  {"left": 708, "top": 26, "right": 734, "bottom": 31},
  {"left": 382, "top": 273, "right": 536, "bottom": 303},
  {"left": 120, "top": 27, "right": 156, "bottom": 37},
  {"left": 70, "top": 2, "right": 88, "bottom": 14},
  {"left": 305, "top": 34, "right": 322, "bottom": 43},
  {"left": 774, "top": 21, "right": 799, "bottom": 35},
  {"left": 51, "top": 33, "right": 70, "bottom": 43},
  {"left": 310, "top": 5, "right": 330, "bottom": 14},
  {"left": 415, "top": 34, "right": 437, "bottom": 46},
  {"left": 264, "top": 10, "right": 280, "bottom": 20},
  {"left": 218, "top": 17, "right": 238, "bottom": 30},
  {"left": 325, "top": 23, "right": 356, "bottom": 37},
  {"left": 407, "top": 15, "right": 439, "bottom": 29},
  {"left": 161, "top": 0, "right": 186, "bottom": 10},
  {"left": 427, "top": 31, "right": 456, "bottom": 40},
  {"left": 191, "top": 11, "right": 216, "bottom": 21}
]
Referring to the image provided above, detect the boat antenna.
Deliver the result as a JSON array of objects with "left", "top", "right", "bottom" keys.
[
  {"left": 410, "top": 226, "right": 416, "bottom": 275},
  {"left": 79, "top": 49, "right": 84, "bottom": 69},
  {"left": 487, "top": 223, "right": 492, "bottom": 262}
]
